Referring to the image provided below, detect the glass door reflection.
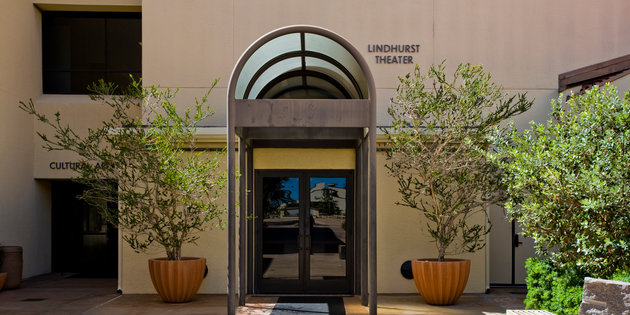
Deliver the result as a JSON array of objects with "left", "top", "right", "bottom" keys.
[
  {"left": 256, "top": 171, "right": 353, "bottom": 294},
  {"left": 261, "top": 177, "right": 300, "bottom": 281},
  {"left": 309, "top": 177, "right": 347, "bottom": 280}
]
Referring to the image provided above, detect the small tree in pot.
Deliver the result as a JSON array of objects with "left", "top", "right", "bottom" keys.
[
  {"left": 20, "top": 78, "right": 226, "bottom": 302},
  {"left": 385, "top": 62, "right": 532, "bottom": 305}
]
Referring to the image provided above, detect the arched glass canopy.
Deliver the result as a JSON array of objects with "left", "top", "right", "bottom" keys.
[
  {"left": 226, "top": 25, "right": 377, "bottom": 315},
  {"left": 235, "top": 32, "right": 369, "bottom": 100}
]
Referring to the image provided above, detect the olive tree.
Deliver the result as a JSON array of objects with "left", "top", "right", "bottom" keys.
[
  {"left": 385, "top": 62, "right": 532, "bottom": 261},
  {"left": 20, "top": 78, "right": 226, "bottom": 261}
]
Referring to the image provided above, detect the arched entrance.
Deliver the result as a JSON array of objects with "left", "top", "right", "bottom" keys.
[{"left": 226, "top": 25, "right": 377, "bottom": 314}]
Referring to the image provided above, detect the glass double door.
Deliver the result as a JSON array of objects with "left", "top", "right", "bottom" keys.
[{"left": 255, "top": 170, "right": 353, "bottom": 294}]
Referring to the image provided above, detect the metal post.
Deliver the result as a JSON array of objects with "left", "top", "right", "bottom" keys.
[
  {"left": 239, "top": 139, "right": 247, "bottom": 306},
  {"left": 360, "top": 138, "right": 368, "bottom": 306},
  {"left": 247, "top": 143, "right": 254, "bottom": 293},
  {"left": 227, "top": 112, "right": 236, "bottom": 315},
  {"left": 369, "top": 120, "right": 377, "bottom": 315}
]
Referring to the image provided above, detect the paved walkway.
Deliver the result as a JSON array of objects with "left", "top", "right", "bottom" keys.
[{"left": 0, "top": 273, "right": 528, "bottom": 314}]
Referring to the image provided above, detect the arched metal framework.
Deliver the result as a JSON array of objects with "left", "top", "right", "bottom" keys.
[{"left": 226, "top": 25, "right": 377, "bottom": 315}]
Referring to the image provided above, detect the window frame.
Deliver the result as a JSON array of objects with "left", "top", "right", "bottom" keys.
[{"left": 42, "top": 11, "right": 142, "bottom": 94}]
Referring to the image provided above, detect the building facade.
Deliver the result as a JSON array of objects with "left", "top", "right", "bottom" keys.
[{"left": 2, "top": 0, "right": 630, "bottom": 299}]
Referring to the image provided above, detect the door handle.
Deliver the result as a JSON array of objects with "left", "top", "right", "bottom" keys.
[{"left": 513, "top": 233, "right": 523, "bottom": 248}]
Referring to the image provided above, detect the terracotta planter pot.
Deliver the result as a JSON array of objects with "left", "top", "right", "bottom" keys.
[
  {"left": 148, "top": 257, "right": 206, "bottom": 303},
  {"left": 0, "top": 246, "right": 22, "bottom": 289},
  {"left": 0, "top": 272, "right": 6, "bottom": 291},
  {"left": 411, "top": 259, "right": 471, "bottom": 305}
]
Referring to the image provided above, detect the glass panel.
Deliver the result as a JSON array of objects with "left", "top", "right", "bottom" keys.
[
  {"left": 236, "top": 33, "right": 301, "bottom": 99},
  {"left": 305, "top": 57, "right": 357, "bottom": 98},
  {"left": 262, "top": 177, "right": 300, "bottom": 280},
  {"left": 235, "top": 31, "right": 369, "bottom": 99},
  {"left": 304, "top": 77, "right": 347, "bottom": 99},
  {"left": 248, "top": 57, "right": 301, "bottom": 99},
  {"left": 309, "top": 177, "right": 347, "bottom": 280},
  {"left": 70, "top": 17, "right": 107, "bottom": 71},
  {"left": 106, "top": 17, "right": 142, "bottom": 72},
  {"left": 262, "top": 76, "right": 346, "bottom": 99},
  {"left": 304, "top": 33, "right": 368, "bottom": 98},
  {"left": 261, "top": 76, "right": 303, "bottom": 99}
]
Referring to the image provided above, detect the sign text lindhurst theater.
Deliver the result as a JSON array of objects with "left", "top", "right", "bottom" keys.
[{"left": 367, "top": 44, "right": 420, "bottom": 64}]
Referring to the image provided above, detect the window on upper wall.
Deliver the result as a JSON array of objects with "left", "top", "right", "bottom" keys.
[{"left": 42, "top": 11, "right": 141, "bottom": 94}]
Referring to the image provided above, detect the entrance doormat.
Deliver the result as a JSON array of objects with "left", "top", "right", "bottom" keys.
[{"left": 272, "top": 296, "right": 346, "bottom": 315}]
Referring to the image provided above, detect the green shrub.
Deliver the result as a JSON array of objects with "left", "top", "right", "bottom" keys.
[
  {"left": 486, "top": 84, "right": 630, "bottom": 277},
  {"left": 611, "top": 269, "right": 630, "bottom": 283},
  {"left": 524, "top": 257, "right": 555, "bottom": 310},
  {"left": 525, "top": 257, "right": 584, "bottom": 315}
]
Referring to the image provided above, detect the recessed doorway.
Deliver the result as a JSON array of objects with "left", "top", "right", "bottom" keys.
[
  {"left": 51, "top": 181, "right": 118, "bottom": 277},
  {"left": 255, "top": 170, "right": 354, "bottom": 294}
]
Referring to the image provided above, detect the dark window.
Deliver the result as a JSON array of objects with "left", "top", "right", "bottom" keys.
[{"left": 42, "top": 11, "right": 141, "bottom": 94}]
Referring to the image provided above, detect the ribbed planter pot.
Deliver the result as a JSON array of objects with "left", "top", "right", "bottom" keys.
[
  {"left": 148, "top": 257, "right": 206, "bottom": 303},
  {"left": 411, "top": 259, "right": 471, "bottom": 305},
  {"left": 0, "top": 272, "right": 6, "bottom": 291}
]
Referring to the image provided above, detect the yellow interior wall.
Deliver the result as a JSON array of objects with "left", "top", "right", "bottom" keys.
[
  {"left": 120, "top": 223, "right": 228, "bottom": 294},
  {"left": 376, "top": 151, "right": 487, "bottom": 294},
  {"left": 121, "top": 148, "right": 357, "bottom": 294},
  {"left": 254, "top": 148, "right": 356, "bottom": 170},
  {"left": 121, "top": 148, "right": 487, "bottom": 294},
  {"left": 252, "top": 148, "right": 487, "bottom": 293},
  {"left": 121, "top": 152, "right": 229, "bottom": 294}
]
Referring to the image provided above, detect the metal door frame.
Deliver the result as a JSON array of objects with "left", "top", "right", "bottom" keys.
[{"left": 253, "top": 169, "right": 354, "bottom": 294}]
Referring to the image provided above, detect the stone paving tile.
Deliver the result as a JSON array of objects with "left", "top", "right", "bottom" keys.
[
  {"left": 0, "top": 274, "right": 119, "bottom": 315},
  {"left": 86, "top": 294, "right": 229, "bottom": 315},
  {"left": 0, "top": 274, "right": 529, "bottom": 315},
  {"left": 237, "top": 296, "right": 276, "bottom": 315},
  {"left": 349, "top": 291, "right": 526, "bottom": 315}
]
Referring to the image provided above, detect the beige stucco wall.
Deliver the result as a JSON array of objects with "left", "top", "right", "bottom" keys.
[
  {"left": 610, "top": 73, "right": 630, "bottom": 95},
  {"left": 120, "top": 228, "right": 228, "bottom": 293},
  {"left": 141, "top": 0, "right": 630, "bottom": 129},
  {"left": 0, "top": 0, "right": 141, "bottom": 280},
  {"left": 135, "top": 0, "right": 630, "bottom": 294},
  {"left": 375, "top": 151, "right": 488, "bottom": 293},
  {"left": 119, "top": 147, "right": 488, "bottom": 294},
  {"left": 0, "top": 1, "right": 51, "bottom": 279},
  {"left": 251, "top": 148, "right": 484, "bottom": 294},
  {"left": 119, "top": 168, "right": 229, "bottom": 294},
  {"left": 32, "top": 95, "right": 143, "bottom": 179},
  {"left": 14, "top": 0, "right": 630, "bottom": 293},
  {"left": 120, "top": 148, "right": 356, "bottom": 294}
]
